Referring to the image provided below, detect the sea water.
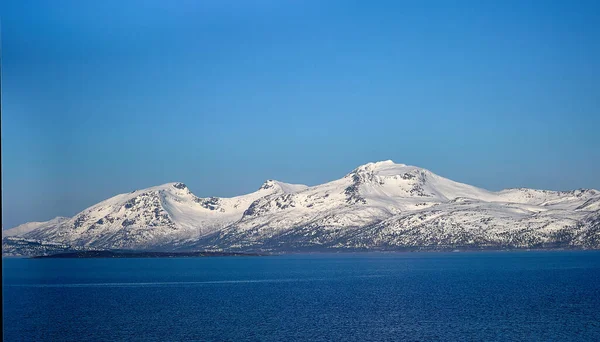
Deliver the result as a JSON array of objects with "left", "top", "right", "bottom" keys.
[{"left": 3, "top": 252, "right": 600, "bottom": 341}]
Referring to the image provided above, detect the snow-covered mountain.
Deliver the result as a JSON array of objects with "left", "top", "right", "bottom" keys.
[
  {"left": 3, "top": 180, "right": 306, "bottom": 251},
  {"left": 3, "top": 216, "right": 70, "bottom": 238},
  {"left": 4, "top": 161, "right": 600, "bottom": 255}
]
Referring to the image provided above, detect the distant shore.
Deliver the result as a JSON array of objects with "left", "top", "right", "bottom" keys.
[
  {"left": 26, "top": 248, "right": 600, "bottom": 259},
  {"left": 31, "top": 250, "right": 268, "bottom": 259}
]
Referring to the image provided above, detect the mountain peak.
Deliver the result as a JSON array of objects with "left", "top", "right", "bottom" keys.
[
  {"left": 171, "top": 182, "right": 187, "bottom": 190},
  {"left": 348, "top": 160, "right": 415, "bottom": 177},
  {"left": 258, "top": 179, "right": 308, "bottom": 194},
  {"left": 361, "top": 160, "right": 399, "bottom": 167},
  {"left": 375, "top": 159, "right": 397, "bottom": 165},
  {"left": 259, "top": 179, "right": 279, "bottom": 191},
  {"left": 357, "top": 160, "right": 411, "bottom": 170}
]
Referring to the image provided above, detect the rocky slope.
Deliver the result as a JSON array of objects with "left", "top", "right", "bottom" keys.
[{"left": 4, "top": 161, "right": 599, "bottom": 255}]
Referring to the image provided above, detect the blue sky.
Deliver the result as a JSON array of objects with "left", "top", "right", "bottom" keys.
[{"left": 2, "top": 0, "right": 599, "bottom": 228}]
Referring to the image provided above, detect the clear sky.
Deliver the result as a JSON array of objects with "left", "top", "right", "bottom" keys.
[{"left": 2, "top": 0, "right": 599, "bottom": 228}]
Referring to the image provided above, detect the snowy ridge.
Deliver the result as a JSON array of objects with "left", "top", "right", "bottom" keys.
[
  {"left": 4, "top": 161, "right": 600, "bottom": 254},
  {"left": 3, "top": 217, "right": 70, "bottom": 238}
]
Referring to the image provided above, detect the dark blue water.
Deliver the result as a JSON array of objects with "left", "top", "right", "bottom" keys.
[{"left": 3, "top": 252, "right": 600, "bottom": 341}]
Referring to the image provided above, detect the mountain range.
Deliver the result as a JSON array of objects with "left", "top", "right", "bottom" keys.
[{"left": 4, "top": 161, "right": 600, "bottom": 255}]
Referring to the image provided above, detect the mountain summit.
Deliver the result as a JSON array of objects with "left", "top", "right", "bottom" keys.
[{"left": 4, "top": 161, "right": 599, "bottom": 255}]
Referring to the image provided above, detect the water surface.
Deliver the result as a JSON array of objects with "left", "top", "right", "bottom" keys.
[{"left": 4, "top": 252, "right": 600, "bottom": 341}]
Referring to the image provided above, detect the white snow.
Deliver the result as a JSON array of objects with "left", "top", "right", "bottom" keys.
[
  {"left": 3, "top": 217, "right": 70, "bottom": 238},
  {"left": 4, "top": 161, "right": 599, "bottom": 250}
]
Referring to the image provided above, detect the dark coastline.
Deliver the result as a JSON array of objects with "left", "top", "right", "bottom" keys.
[{"left": 31, "top": 250, "right": 268, "bottom": 259}]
